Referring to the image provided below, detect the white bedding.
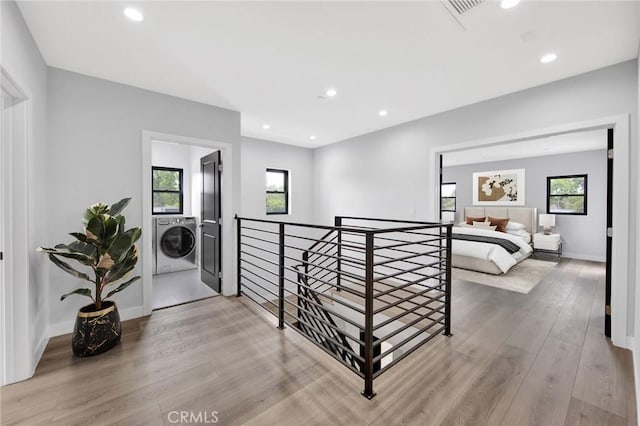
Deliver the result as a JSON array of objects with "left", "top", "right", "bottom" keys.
[{"left": 451, "top": 226, "right": 533, "bottom": 273}]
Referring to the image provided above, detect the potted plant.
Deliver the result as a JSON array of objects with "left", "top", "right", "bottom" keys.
[{"left": 38, "top": 197, "right": 141, "bottom": 357}]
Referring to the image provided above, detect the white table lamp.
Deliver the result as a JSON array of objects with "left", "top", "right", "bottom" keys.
[
  {"left": 441, "top": 211, "right": 455, "bottom": 223},
  {"left": 539, "top": 214, "right": 556, "bottom": 235}
]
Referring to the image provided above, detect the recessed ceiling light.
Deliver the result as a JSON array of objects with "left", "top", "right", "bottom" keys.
[
  {"left": 262, "top": 124, "right": 270, "bottom": 130},
  {"left": 540, "top": 53, "right": 558, "bottom": 64},
  {"left": 378, "top": 109, "right": 388, "bottom": 117},
  {"left": 309, "top": 135, "right": 317, "bottom": 141},
  {"left": 325, "top": 88, "right": 337, "bottom": 97},
  {"left": 123, "top": 7, "right": 144, "bottom": 22},
  {"left": 500, "top": 0, "right": 520, "bottom": 9}
]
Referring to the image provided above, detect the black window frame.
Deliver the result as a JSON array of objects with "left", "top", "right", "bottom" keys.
[
  {"left": 440, "top": 182, "right": 456, "bottom": 213},
  {"left": 266, "top": 168, "right": 289, "bottom": 215},
  {"left": 152, "top": 166, "right": 184, "bottom": 215},
  {"left": 546, "top": 174, "right": 588, "bottom": 216}
]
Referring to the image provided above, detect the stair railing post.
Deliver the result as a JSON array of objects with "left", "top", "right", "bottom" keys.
[
  {"left": 362, "top": 230, "right": 376, "bottom": 399},
  {"left": 278, "top": 223, "right": 286, "bottom": 330},
  {"left": 444, "top": 223, "right": 453, "bottom": 336},
  {"left": 334, "top": 216, "right": 342, "bottom": 291},
  {"left": 236, "top": 216, "right": 242, "bottom": 297}
]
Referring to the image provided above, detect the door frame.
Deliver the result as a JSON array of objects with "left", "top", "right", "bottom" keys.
[
  {"left": 428, "top": 114, "right": 631, "bottom": 349},
  {"left": 1, "top": 67, "right": 33, "bottom": 385},
  {"left": 141, "top": 131, "right": 235, "bottom": 315}
]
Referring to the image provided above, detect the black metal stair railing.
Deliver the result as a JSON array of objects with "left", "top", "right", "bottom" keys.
[
  {"left": 294, "top": 267, "right": 360, "bottom": 370},
  {"left": 235, "top": 215, "right": 452, "bottom": 398}
]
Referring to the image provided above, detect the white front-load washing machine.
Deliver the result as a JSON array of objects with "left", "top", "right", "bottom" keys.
[{"left": 154, "top": 216, "right": 198, "bottom": 275}]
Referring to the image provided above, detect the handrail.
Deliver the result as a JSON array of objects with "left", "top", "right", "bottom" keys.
[
  {"left": 295, "top": 266, "right": 360, "bottom": 370},
  {"left": 235, "top": 215, "right": 452, "bottom": 399}
]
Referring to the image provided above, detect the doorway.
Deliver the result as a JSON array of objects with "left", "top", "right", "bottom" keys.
[
  {"left": 141, "top": 131, "right": 234, "bottom": 315},
  {"left": 1, "top": 68, "right": 31, "bottom": 385},
  {"left": 429, "top": 115, "right": 631, "bottom": 349},
  {"left": 149, "top": 140, "right": 221, "bottom": 309}
]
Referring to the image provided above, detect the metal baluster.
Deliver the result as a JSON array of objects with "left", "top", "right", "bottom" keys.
[
  {"left": 444, "top": 223, "right": 453, "bottom": 336},
  {"left": 362, "top": 231, "right": 376, "bottom": 399},
  {"left": 278, "top": 223, "right": 285, "bottom": 330}
]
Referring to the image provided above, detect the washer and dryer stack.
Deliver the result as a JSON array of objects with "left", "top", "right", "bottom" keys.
[{"left": 153, "top": 217, "right": 198, "bottom": 275}]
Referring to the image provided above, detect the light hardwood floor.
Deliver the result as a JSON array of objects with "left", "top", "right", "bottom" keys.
[{"left": 1, "top": 259, "right": 635, "bottom": 425}]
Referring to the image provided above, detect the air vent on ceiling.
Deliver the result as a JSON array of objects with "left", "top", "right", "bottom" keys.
[{"left": 448, "top": 0, "right": 485, "bottom": 15}]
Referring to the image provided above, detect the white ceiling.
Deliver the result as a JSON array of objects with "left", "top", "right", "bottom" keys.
[
  {"left": 442, "top": 128, "right": 608, "bottom": 167},
  {"left": 17, "top": 1, "right": 640, "bottom": 148}
]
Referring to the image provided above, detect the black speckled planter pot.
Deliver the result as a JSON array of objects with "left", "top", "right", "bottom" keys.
[{"left": 72, "top": 301, "right": 121, "bottom": 357}]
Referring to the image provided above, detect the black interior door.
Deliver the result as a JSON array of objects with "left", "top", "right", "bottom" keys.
[
  {"left": 605, "top": 128, "right": 613, "bottom": 338},
  {"left": 201, "top": 151, "right": 222, "bottom": 292}
]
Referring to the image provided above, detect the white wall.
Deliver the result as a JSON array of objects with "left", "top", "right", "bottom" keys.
[
  {"left": 241, "top": 136, "right": 314, "bottom": 223},
  {"left": 313, "top": 60, "right": 638, "bottom": 341},
  {"left": 0, "top": 0, "right": 49, "bottom": 383},
  {"left": 443, "top": 149, "right": 607, "bottom": 261},
  {"left": 239, "top": 136, "right": 315, "bottom": 302},
  {"left": 151, "top": 141, "right": 195, "bottom": 216},
  {"left": 47, "top": 68, "right": 240, "bottom": 335}
]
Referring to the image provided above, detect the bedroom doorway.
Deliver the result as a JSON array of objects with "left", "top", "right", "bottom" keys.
[{"left": 431, "top": 115, "right": 629, "bottom": 348}]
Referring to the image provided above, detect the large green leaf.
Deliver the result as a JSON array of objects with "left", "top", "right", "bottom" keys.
[
  {"left": 107, "top": 233, "right": 134, "bottom": 263},
  {"left": 109, "top": 198, "right": 131, "bottom": 216},
  {"left": 41, "top": 241, "right": 96, "bottom": 265},
  {"left": 69, "top": 232, "right": 92, "bottom": 244},
  {"left": 66, "top": 241, "right": 97, "bottom": 257},
  {"left": 49, "top": 251, "right": 94, "bottom": 265},
  {"left": 47, "top": 254, "right": 92, "bottom": 281},
  {"left": 86, "top": 215, "right": 105, "bottom": 241},
  {"left": 105, "top": 276, "right": 140, "bottom": 299},
  {"left": 103, "top": 216, "right": 119, "bottom": 241},
  {"left": 116, "top": 215, "right": 126, "bottom": 232},
  {"left": 60, "top": 288, "right": 94, "bottom": 301},
  {"left": 104, "top": 246, "right": 138, "bottom": 284},
  {"left": 128, "top": 227, "right": 142, "bottom": 244}
]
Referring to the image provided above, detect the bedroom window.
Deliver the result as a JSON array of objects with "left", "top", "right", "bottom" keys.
[
  {"left": 266, "top": 168, "right": 289, "bottom": 215},
  {"left": 152, "top": 166, "right": 184, "bottom": 214},
  {"left": 547, "top": 174, "right": 587, "bottom": 215},
  {"left": 441, "top": 182, "right": 456, "bottom": 212}
]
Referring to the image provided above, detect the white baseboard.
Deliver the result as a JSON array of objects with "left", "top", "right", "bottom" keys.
[
  {"left": 561, "top": 252, "right": 606, "bottom": 262},
  {"left": 32, "top": 333, "right": 49, "bottom": 374},
  {"left": 48, "top": 305, "right": 146, "bottom": 337}
]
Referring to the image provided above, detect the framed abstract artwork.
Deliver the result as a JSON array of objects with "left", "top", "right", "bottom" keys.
[{"left": 472, "top": 169, "right": 525, "bottom": 206}]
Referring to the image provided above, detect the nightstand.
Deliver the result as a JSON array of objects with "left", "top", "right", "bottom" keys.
[{"left": 533, "top": 233, "right": 562, "bottom": 257}]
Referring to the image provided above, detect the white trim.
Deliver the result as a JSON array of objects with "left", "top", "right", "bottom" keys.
[
  {"left": 560, "top": 253, "right": 606, "bottom": 263},
  {"left": 142, "top": 131, "right": 236, "bottom": 316},
  {"left": 429, "top": 114, "right": 631, "bottom": 349},
  {"left": 0, "top": 67, "right": 33, "bottom": 385},
  {"left": 48, "top": 306, "right": 145, "bottom": 337},
  {"left": 32, "top": 333, "right": 49, "bottom": 371}
]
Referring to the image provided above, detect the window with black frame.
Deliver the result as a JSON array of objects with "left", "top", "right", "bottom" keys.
[
  {"left": 152, "top": 166, "right": 184, "bottom": 214},
  {"left": 547, "top": 174, "right": 587, "bottom": 215},
  {"left": 441, "top": 182, "right": 456, "bottom": 212},
  {"left": 266, "top": 168, "right": 289, "bottom": 215}
]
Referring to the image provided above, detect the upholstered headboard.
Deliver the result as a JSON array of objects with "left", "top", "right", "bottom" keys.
[{"left": 462, "top": 207, "right": 538, "bottom": 234}]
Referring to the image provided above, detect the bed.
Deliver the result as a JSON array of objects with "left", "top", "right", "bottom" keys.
[{"left": 451, "top": 207, "right": 537, "bottom": 275}]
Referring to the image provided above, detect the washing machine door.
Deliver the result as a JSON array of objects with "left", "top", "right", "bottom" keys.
[{"left": 160, "top": 226, "right": 196, "bottom": 259}]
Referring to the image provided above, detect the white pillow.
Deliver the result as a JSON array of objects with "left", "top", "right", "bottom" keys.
[
  {"left": 506, "top": 221, "right": 526, "bottom": 230},
  {"left": 473, "top": 222, "right": 497, "bottom": 231}
]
